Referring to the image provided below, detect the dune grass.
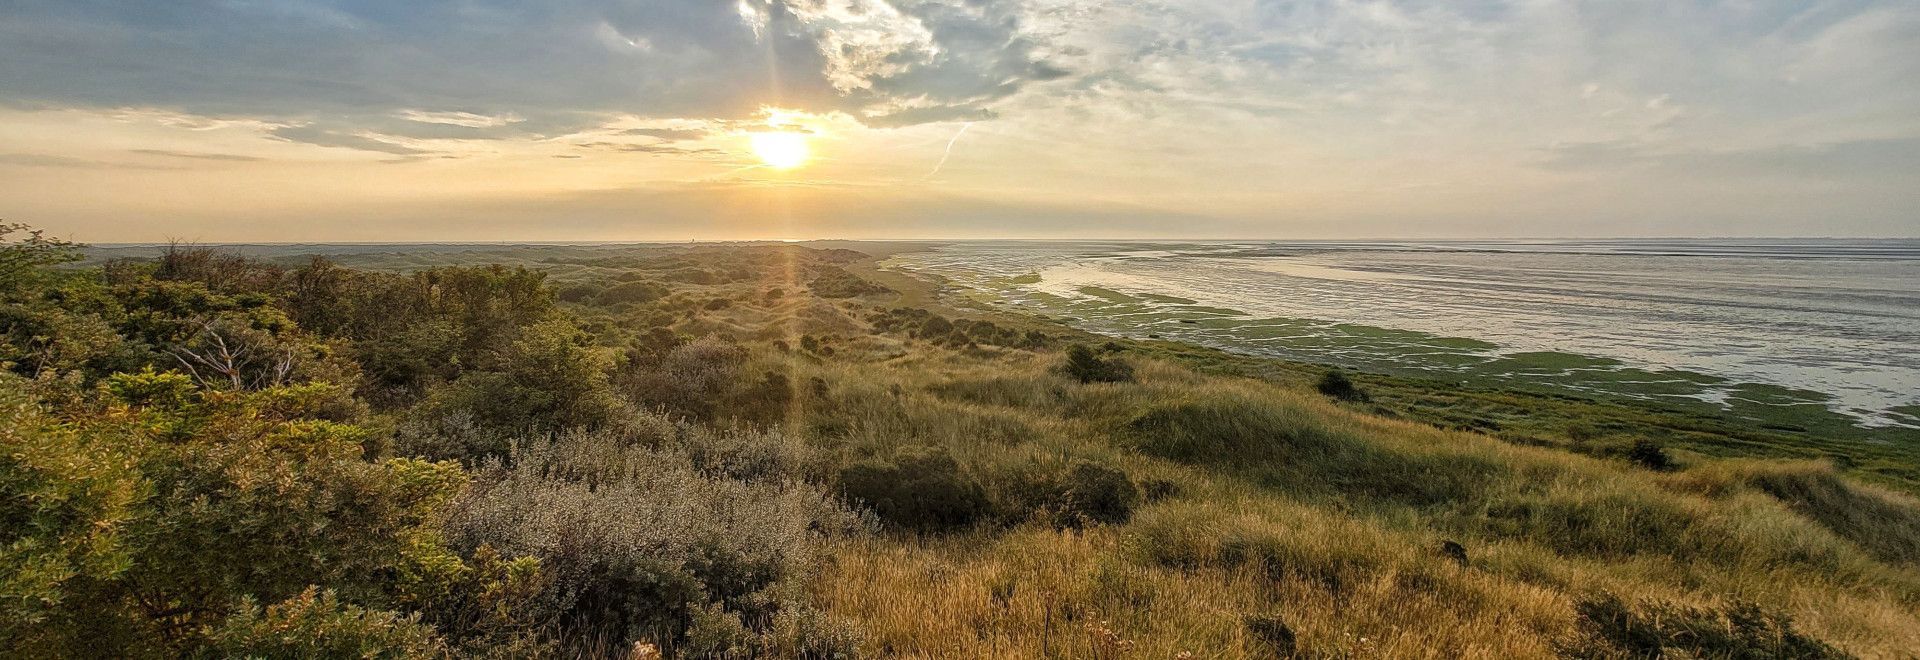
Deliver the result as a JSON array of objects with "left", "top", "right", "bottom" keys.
[
  {"left": 28, "top": 239, "right": 1917, "bottom": 657},
  {"left": 746, "top": 338, "right": 1920, "bottom": 657}
]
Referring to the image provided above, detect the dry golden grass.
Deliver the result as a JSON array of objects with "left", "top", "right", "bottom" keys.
[
  {"left": 767, "top": 344, "right": 1920, "bottom": 657},
  {"left": 586, "top": 261, "right": 1920, "bottom": 657}
]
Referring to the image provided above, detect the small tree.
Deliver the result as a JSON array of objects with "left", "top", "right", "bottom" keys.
[{"left": 0, "top": 222, "right": 81, "bottom": 289}]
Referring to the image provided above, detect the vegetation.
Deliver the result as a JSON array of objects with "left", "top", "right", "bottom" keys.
[
  {"left": 5, "top": 229, "right": 1919, "bottom": 657},
  {"left": 1314, "top": 368, "right": 1367, "bottom": 402},
  {"left": 1062, "top": 343, "right": 1134, "bottom": 383}
]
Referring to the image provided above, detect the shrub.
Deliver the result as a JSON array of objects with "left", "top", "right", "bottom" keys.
[
  {"left": 1625, "top": 438, "right": 1673, "bottom": 471},
  {"left": 1563, "top": 592, "right": 1846, "bottom": 659},
  {"left": 1062, "top": 344, "right": 1134, "bottom": 384},
  {"left": 447, "top": 430, "right": 861, "bottom": 653},
  {"left": 204, "top": 588, "right": 445, "bottom": 659},
  {"left": 598, "top": 280, "right": 668, "bottom": 305},
  {"left": 1315, "top": 369, "right": 1367, "bottom": 402},
  {"left": 554, "top": 282, "right": 605, "bottom": 303},
  {"left": 408, "top": 318, "right": 627, "bottom": 456},
  {"left": 4, "top": 375, "right": 467, "bottom": 656},
  {"left": 616, "top": 336, "right": 747, "bottom": 421},
  {"left": 996, "top": 460, "right": 1141, "bottom": 528},
  {"left": 839, "top": 446, "right": 991, "bottom": 533},
  {"left": 1060, "top": 461, "right": 1139, "bottom": 526}
]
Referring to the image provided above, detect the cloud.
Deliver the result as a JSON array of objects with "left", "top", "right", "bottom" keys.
[
  {"left": 1536, "top": 137, "right": 1920, "bottom": 179},
  {"left": 0, "top": 0, "right": 1069, "bottom": 133},
  {"left": 268, "top": 125, "right": 427, "bottom": 156},
  {"left": 129, "top": 149, "right": 265, "bottom": 162},
  {"left": 0, "top": 152, "right": 179, "bottom": 169},
  {"left": 619, "top": 128, "right": 710, "bottom": 141},
  {"left": 575, "top": 141, "right": 721, "bottom": 155}
]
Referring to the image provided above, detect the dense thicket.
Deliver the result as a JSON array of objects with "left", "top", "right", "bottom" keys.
[{"left": 0, "top": 234, "right": 867, "bottom": 656}]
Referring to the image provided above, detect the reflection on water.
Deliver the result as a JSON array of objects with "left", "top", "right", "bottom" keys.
[{"left": 887, "top": 239, "right": 1920, "bottom": 428}]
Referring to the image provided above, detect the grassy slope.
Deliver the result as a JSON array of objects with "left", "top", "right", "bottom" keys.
[
  {"left": 829, "top": 248, "right": 1919, "bottom": 657},
  {"left": 560, "top": 244, "right": 1919, "bottom": 658},
  {"left": 127, "top": 241, "right": 1920, "bottom": 657},
  {"left": 844, "top": 250, "right": 1920, "bottom": 496}
]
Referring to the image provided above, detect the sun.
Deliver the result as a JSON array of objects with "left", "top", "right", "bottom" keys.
[{"left": 750, "top": 131, "right": 810, "bottom": 170}]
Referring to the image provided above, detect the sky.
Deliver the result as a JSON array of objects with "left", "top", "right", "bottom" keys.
[{"left": 1, "top": 0, "right": 1916, "bottom": 242}]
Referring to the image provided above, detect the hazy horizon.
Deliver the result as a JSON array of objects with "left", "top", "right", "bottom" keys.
[{"left": 4, "top": 1, "right": 1918, "bottom": 241}]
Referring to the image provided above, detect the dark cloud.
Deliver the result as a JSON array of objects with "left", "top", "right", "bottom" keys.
[{"left": 0, "top": 0, "right": 1068, "bottom": 135}]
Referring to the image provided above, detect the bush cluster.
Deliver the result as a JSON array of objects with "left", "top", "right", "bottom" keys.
[{"left": 448, "top": 428, "right": 863, "bottom": 654}]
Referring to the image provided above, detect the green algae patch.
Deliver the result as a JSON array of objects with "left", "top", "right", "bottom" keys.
[
  {"left": 1077, "top": 286, "right": 1140, "bottom": 303},
  {"left": 1138, "top": 292, "right": 1198, "bottom": 304}
]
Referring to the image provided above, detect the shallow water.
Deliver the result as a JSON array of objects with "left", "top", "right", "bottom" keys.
[{"left": 886, "top": 239, "right": 1920, "bottom": 429}]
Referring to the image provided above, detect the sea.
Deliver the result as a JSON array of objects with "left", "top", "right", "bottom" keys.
[{"left": 883, "top": 239, "right": 1920, "bottom": 429}]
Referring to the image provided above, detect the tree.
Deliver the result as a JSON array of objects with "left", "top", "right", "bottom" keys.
[{"left": 0, "top": 222, "right": 81, "bottom": 290}]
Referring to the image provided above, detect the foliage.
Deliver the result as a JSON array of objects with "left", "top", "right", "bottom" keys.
[
  {"left": 807, "top": 266, "right": 892, "bottom": 298},
  {"left": 1315, "top": 369, "right": 1368, "bottom": 402},
  {"left": 3, "top": 370, "right": 464, "bottom": 656},
  {"left": 0, "top": 378, "right": 141, "bottom": 646},
  {"left": 1062, "top": 344, "right": 1134, "bottom": 383},
  {"left": 597, "top": 280, "right": 669, "bottom": 305},
  {"left": 1626, "top": 438, "right": 1674, "bottom": 471},
  {"left": 446, "top": 428, "right": 862, "bottom": 654},
  {"left": 203, "top": 588, "right": 445, "bottom": 659},
  {"left": 616, "top": 336, "right": 790, "bottom": 425},
  {"left": 994, "top": 459, "right": 1140, "bottom": 528},
  {"left": 0, "top": 222, "right": 81, "bottom": 289},
  {"left": 4, "top": 230, "right": 1915, "bottom": 657},
  {"left": 839, "top": 447, "right": 991, "bottom": 533}
]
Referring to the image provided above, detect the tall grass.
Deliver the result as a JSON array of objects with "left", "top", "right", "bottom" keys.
[{"left": 784, "top": 347, "right": 1920, "bottom": 656}]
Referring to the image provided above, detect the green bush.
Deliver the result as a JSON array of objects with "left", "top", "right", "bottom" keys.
[
  {"left": 1315, "top": 369, "right": 1367, "bottom": 402},
  {"left": 1625, "top": 438, "right": 1673, "bottom": 471},
  {"left": 204, "top": 588, "right": 446, "bottom": 659},
  {"left": 3, "top": 374, "right": 467, "bottom": 656},
  {"left": 839, "top": 446, "right": 991, "bottom": 533},
  {"left": 1062, "top": 344, "right": 1134, "bottom": 384}
]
